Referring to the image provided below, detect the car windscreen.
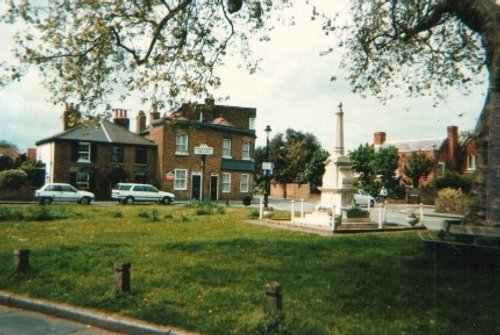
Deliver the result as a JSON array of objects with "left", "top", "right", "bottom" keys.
[{"left": 118, "top": 185, "right": 132, "bottom": 190}]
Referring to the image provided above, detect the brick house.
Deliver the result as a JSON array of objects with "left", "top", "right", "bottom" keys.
[
  {"left": 36, "top": 104, "right": 157, "bottom": 199},
  {"left": 143, "top": 98, "right": 256, "bottom": 201},
  {"left": 374, "top": 125, "right": 477, "bottom": 187}
]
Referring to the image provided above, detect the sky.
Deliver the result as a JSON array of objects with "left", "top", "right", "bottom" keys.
[{"left": 0, "top": 0, "right": 489, "bottom": 154}]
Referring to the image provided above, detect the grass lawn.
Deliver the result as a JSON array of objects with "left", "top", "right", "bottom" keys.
[{"left": 0, "top": 203, "right": 498, "bottom": 335}]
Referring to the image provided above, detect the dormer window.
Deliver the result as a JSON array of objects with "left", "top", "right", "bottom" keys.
[{"left": 249, "top": 118, "right": 255, "bottom": 130}]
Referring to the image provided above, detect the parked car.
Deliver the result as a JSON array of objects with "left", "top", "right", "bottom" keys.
[
  {"left": 354, "top": 189, "right": 376, "bottom": 207},
  {"left": 34, "top": 183, "right": 94, "bottom": 205},
  {"left": 111, "top": 183, "right": 175, "bottom": 205}
]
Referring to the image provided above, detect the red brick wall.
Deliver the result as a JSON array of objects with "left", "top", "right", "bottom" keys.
[
  {"left": 51, "top": 141, "right": 157, "bottom": 199},
  {"left": 147, "top": 123, "right": 255, "bottom": 200},
  {"left": 270, "top": 183, "right": 311, "bottom": 199}
]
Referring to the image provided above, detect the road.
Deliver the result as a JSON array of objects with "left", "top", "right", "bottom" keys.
[
  {"left": 254, "top": 196, "right": 455, "bottom": 230},
  {"left": 0, "top": 305, "right": 118, "bottom": 335}
]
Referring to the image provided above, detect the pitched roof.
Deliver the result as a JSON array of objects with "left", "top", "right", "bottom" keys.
[
  {"left": 36, "top": 119, "right": 156, "bottom": 146},
  {"left": 380, "top": 138, "right": 444, "bottom": 153}
]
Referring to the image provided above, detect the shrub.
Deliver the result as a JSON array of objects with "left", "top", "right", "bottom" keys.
[
  {"left": 0, "top": 206, "right": 76, "bottom": 221},
  {"left": 435, "top": 170, "right": 473, "bottom": 194},
  {"left": 112, "top": 210, "right": 124, "bottom": 218},
  {"left": 180, "top": 213, "right": 191, "bottom": 222},
  {"left": 138, "top": 209, "right": 150, "bottom": 218},
  {"left": 248, "top": 208, "right": 260, "bottom": 219},
  {"left": 216, "top": 205, "right": 226, "bottom": 214},
  {"left": 151, "top": 209, "right": 160, "bottom": 222},
  {"left": 242, "top": 313, "right": 291, "bottom": 335},
  {"left": 435, "top": 187, "right": 470, "bottom": 214},
  {"left": 0, "top": 169, "right": 28, "bottom": 190}
]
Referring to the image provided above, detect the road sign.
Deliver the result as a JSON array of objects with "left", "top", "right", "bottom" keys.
[
  {"left": 262, "top": 162, "right": 273, "bottom": 170},
  {"left": 194, "top": 144, "right": 214, "bottom": 155}
]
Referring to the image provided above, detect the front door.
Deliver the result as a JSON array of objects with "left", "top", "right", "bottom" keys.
[
  {"left": 210, "top": 176, "right": 218, "bottom": 201},
  {"left": 191, "top": 175, "right": 201, "bottom": 200}
]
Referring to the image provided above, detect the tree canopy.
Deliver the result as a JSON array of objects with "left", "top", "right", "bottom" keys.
[
  {"left": 255, "top": 129, "right": 328, "bottom": 195},
  {"left": 0, "top": 0, "right": 289, "bottom": 112},
  {"left": 320, "top": 0, "right": 499, "bottom": 223},
  {"left": 404, "top": 151, "right": 433, "bottom": 188},
  {"left": 348, "top": 143, "right": 399, "bottom": 196}
]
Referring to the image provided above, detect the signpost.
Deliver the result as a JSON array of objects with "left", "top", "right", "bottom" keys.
[{"left": 194, "top": 144, "right": 214, "bottom": 201}]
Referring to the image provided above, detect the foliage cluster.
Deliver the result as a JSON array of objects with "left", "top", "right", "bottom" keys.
[
  {"left": 348, "top": 144, "right": 399, "bottom": 197},
  {"left": 404, "top": 152, "right": 433, "bottom": 188},
  {"left": 435, "top": 187, "right": 471, "bottom": 215},
  {"left": 435, "top": 170, "right": 473, "bottom": 194},
  {"left": 0, "top": 0, "right": 290, "bottom": 111},
  {"left": 255, "top": 129, "right": 329, "bottom": 194},
  {"left": 0, "top": 205, "right": 78, "bottom": 221},
  {"left": 0, "top": 169, "right": 27, "bottom": 189}
]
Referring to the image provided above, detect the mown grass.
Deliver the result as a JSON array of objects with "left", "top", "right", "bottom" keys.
[{"left": 0, "top": 204, "right": 498, "bottom": 335}]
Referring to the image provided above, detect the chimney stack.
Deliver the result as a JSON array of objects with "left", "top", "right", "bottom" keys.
[
  {"left": 374, "top": 132, "right": 386, "bottom": 146},
  {"left": 136, "top": 111, "right": 146, "bottom": 134},
  {"left": 113, "top": 108, "right": 130, "bottom": 130},
  {"left": 447, "top": 125, "right": 458, "bottom": 170},
  {"left": 150, "top": 105, "right": 160, "bottom": 125}
]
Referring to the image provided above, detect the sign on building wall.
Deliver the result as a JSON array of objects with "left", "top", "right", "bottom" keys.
[
  {"left": 164, "top": 171, "right": 175, "bottom": 181},
  {"left": 194, "top": 144, "right": 214, "bottom": 155}
]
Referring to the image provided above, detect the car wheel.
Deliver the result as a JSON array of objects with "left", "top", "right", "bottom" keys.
[
  {"left": 39, "top": 197, "right": 52, "bottom": 205},
  {"left": 81, "top": 197, "right": 91, "bottom": 205},
  {"left": 125, "top": 197, "right": 134, "bottom": 205},
  {"left": 162, "top": 197, "right": 171, "bottom": 205}
]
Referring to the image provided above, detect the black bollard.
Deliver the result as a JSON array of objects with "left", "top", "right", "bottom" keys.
[
  {"left": 263, "top": 281, "right": 282, "bottom": 314},
  {"left": 14, "top": 249, "right": 30, "bottom": 273},
  {"left": 114, "top": 262, "right": 131, "bottom": 293}
]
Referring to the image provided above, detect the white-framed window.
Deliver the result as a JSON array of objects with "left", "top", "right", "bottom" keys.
[
  {"left": 77, "top": 142, "right": 90, "bottom": 163},
  {"left": 242, "top": 142, "right": 251, "bottom": 160},
  {"left": 467, "top": 155, "right": 476, "bottom": 171},
  {"left": 223, "top": 138, "right": 232, "bottom": 158},
  {"left": 437, "top": 162, "right": 446, "bottom": 177},
  {"left": 175, "top": 133, "right": 188, "bottom": 155},
  {"left": 76, "top": 172, "right": 90, "bottom": 189},
  {"left": 240, "top": 174, "right": 250, "bottom": 193},
  {"left": 222, "top": 173, "right": 231, "bottom": 193},
  {"left": 249, "top": 117, "right": 255, "bottom": 130},
  {"left": 174, "top": 169, "right": 188, "bottom": 190}
]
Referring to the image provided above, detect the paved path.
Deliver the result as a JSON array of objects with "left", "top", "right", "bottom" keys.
[{"left": 0, "top": 305, "right": 118, "bottom": 335}]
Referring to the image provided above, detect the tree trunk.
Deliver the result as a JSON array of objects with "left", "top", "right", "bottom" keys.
[{"left": 460, "top": 0, "right": 500, "bottom": 225}]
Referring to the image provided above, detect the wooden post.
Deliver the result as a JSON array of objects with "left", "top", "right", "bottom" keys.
[
  {"left": 14, "top": 249, "right": 30, "bottom": 273},
  {"left": 115, "top": 262, "right": 131, "bottom": 293},
  {"left": 264, "top": 281, "right": 282, "bottom": 314}
]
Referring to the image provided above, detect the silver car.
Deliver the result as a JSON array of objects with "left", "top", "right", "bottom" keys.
[
  {"left": 354, "top": 189, "right": 376, "bottom": 207},
  {"left": 111, "top": 183, "right": 175, "bottom": 205},
  {"left": 35, "top": 183, "right": 94, "bottom": 205}
]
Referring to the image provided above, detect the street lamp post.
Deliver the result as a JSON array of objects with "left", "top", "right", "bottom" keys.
[
  {"left": 431, "top": 144, "right": 437, "bottom": 203},
  {"left": 264, "top": 125, "right": 272, "bottom": 208}
]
